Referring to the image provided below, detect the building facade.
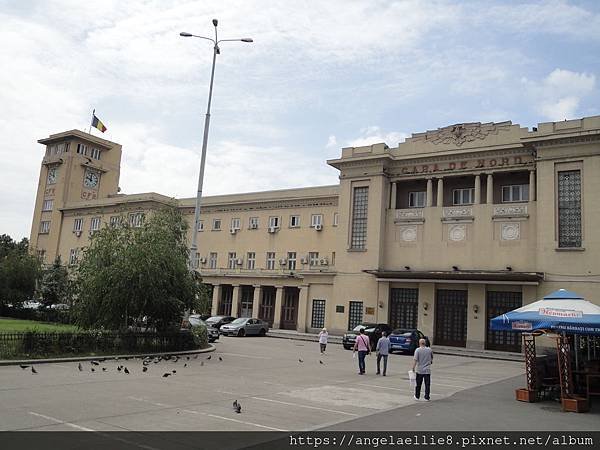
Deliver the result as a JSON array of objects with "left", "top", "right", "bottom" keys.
[{"left": 30, "top": 116, "right": 600, "bottom": 351}]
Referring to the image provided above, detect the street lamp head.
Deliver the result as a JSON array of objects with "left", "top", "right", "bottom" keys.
[
  {"left": 241, "top": 38, "right": 253, "bottom": 42},
  {"left": 180, "top": 32, "right": 192, "bottom": 37},
  {"left": 212, "top": 19, "right": 218, "bottom": 27}
]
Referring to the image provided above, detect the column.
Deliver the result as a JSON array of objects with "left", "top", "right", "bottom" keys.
[
  {"left": 418, "top": 283, "right": 435, "bottom": 339},
  {"left": 251, "top": 285, "right": 261, "bottom": 319},
  {"left": 486, "top": 173, "right": 493, "bottom": 204},
  {"left": 426, "top": 178, "right": 433, "bottom": 207},
  {"left": 296, "top": 285, "right": 309, "bottom": 333},
  {"left": 231, "top": 284, "right": 240, "bottom": 317},
  {"left": 474, "top": 174, "right": 481, "bottom": 204},
  {"left": 529, "top": 170, "right": 536, "bottom": 201},
  {"left": 210, "top": 284, "right": 221, "bottom": 316},
  {"left": 436, "top": 178, "right": 444, "bottom": 207},
  {"left": 467, "top": 284, "right": 486, "bottom": 350},
  {"left": 273, "top": 286, "right": 284, "bottom": 329},
  {"left": 376, "top": 281, "right": 390, "bottom": 324},
  {"left": 390, "top": 182, "right": 397, "bottom": 209}
]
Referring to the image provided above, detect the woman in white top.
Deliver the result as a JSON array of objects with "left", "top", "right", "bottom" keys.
[{"left": 318, "top": 328, "right": 328, "bottom": 354}]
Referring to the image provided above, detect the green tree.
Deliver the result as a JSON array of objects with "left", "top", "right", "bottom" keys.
[
  {"left": 39, "top": 256, "right": 71, "bottom": 308},
  {"left": 0, "top": 235, "right": 40, "bottom": 307},
  {"left": 74, "top": 208, "right": 199, "bottom": 331}
]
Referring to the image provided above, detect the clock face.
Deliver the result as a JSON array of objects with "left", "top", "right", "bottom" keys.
[
  {"left": 47, "top": 167, "right": 57, "bottom": 184},
  {"left": 84, "top": 170, "right": 99, "bottom": 188}
]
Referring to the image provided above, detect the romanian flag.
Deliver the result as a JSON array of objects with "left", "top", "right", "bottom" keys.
[{"left": 91, "top": 113, "right": 107, "bottom": 133}]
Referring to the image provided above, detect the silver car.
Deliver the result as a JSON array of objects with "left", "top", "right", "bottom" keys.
[
  {"left": 188, "top": 315, "right": 220, "bottom": 343},
  {"left": 219, "top": 318, "right": 269, "bottom": 337}
]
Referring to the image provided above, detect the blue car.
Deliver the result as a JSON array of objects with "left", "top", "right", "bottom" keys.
[{"left": 389, "top": 328, "right": 429, "bottom": 354}]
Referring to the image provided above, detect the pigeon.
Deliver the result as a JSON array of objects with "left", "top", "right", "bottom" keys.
[
  {"left": 234, "top": 404, "right": 241, "bottom": 414},
  {"left": 102, "top": 367, "right": 107, "bottom": 372},
  {"left": 91, "top": 360, "right": 100, "bottom": 366},
  {"left": 193, "top": 355, "right": 198, "bottom": 359},
  {"left": 124, "top": 367, "right": 130, "bottom": 374},
  {"left": 91, "top": 368, "right": 95, "bottom": 372},
  {"left": 298, "top": 358, "right": 304, "bottom": 363},
  {"left": 233, "top": 400, "right": 239, "bottom": 409},
  {"left": 207, "top": 355, "right": 211, "bottom": 360},
  {"left": 319, "top": 360, "right": 324, "bottom": 365},
  {"left": 142, "top": 366, "right": 148, "bottom": 373},
  {"left": 218, "top": 357, "right": 222, "bottom": 362},
  {"left": 31, "top": 367, "right": 37, "bottom": 374},
  {"left": 172, "top": 370, "right": 176, "bottom": 374},
  {"left": 117, "top": 365, "right": 122, "bottom": 372},
  {"left": 173, "top": 356, "right": 179, "bottom": 363},
  {"left": 143, "top": 360, "right": 149, "bottom": 366},
  {"left": 184, "top": 363, "right": 187, "bottom": 368},
  {"left": 186, "top": 356, "right": 190, "bottom": 360},
  {"left": 162, "top": 373, "right": 171, "bottom": 378},
  {"left": 19, "top": 365, "right": 30, "bottom": 370},
  {"left": 78, "top": 363, "right": 83, "bottom": 371}
]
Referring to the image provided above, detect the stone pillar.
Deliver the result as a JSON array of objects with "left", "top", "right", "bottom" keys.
[
  {"left": 231, "top": 284, "right": 240, "bottom": 317},
  {"left": 251, "top": 285, "right": 261, "bottom": 319},
  {"left": 376, "top": 281, "right": 390, "bottom": 324},
  {"left": 273, "top": 286, "right": 284, "bottom": 329},
  {"left": 211, "top": 284, "right": 221, "bottom": 316},
  {"left": 426, "top": 178, "right": 433, "bottom": 207},
  {"left": 529, "top": 170, "right": 536, "bottom": 201},
  {"left": 466, "top": 284, "right": 486, "bottom": 350},
  {"left": 474, "top": 174, "right": 481, "bottom": 204},
  {"left": 436, "top": 178, "right": 444, "bottom": 207},
  {"left": 390, "top": 182, "right": 397, "bottom": 209},
  {"left": 418, "top": 283, "right": 435, "bottom": 340},
  {"left": 486, "top": 173, "right": 493, "bottom": 204},
  {"left": 297, "top": 285, "right": 309, "bottom": 333}
]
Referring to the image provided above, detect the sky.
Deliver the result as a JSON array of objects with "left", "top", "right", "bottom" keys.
[{"left": 1, "top": 0, "right": 599, "bottom": 240}]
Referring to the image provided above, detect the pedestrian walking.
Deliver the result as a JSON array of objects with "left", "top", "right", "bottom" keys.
[
  {"left": 376, "top": 331, "right": 390, "bottom": 376},
  {"left": 353, "top": 328, "right": 370, "bottom": 375},
  {"left": 412, "top": 338, "right": 433, "bottom": 401},
  {"left": 318, "top": 328, "right": 329, "bottom": 354}
]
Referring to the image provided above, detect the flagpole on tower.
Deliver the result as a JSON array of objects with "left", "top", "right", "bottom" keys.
[{"left": 88, "top": 109, "right": 95, "bottom": 134}]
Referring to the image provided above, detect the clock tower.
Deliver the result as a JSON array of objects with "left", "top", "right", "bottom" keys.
[{"left": 30, "top": 130, "right": 122, "bottom": 263}]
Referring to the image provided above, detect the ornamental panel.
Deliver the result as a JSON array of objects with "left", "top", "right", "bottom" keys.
[
  {"left": 500, "top": 222, "right": 520, "bottom": 241},
  {"left": 448, "top": 224, "right": 466, "bottom": 242},
  {"left": 400, "top": 225, "right": 418, "bottom": 242}
]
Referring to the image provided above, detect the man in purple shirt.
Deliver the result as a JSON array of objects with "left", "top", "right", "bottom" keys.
[{"left": 353, "top": 328, "right": 370, "bottom": 375}]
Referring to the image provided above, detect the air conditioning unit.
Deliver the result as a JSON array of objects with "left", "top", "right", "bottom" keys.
[
  {"left": 75, "top": 230, "right": 82, "bottom": 237},
  {"left": 320, "top": 257, "right": 329, "bottom": 266},
  {"left": 199, "top": 257, "right": 207, "bottom": 264},
  {"left": 279, "top": 258, "right": 287, "bottom": 265},
  {"left": 314, "top": 224, "right": 323, "bottom": 231},
  {"left": 300, "top": 257, "right": 308, "bottom": 264},
  {"left": 236, "top": 258, "right": 243, "bottom": 265},
  {"left": 268, "top": 226, "right": 278, "bottom": 233},
  {"left": 230, "top": 228, "right": 237, "bottom": 235},
  {"left": 249, "top": 223, "right": 258, "bottom": 229}
]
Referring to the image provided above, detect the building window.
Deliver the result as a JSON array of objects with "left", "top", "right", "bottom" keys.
[
  {"left": 408, "top": 191, "right": 426, "bottom": 208},
  {"left": 47, "top": 167, "right": 58, "bottom": 185},
  {"left": 249, "top": 217, "right": 259, "bottom": 229},
  {"left": 290, "top": 215, "right": 300, "bottom": 228},
  {"left": 452, "top": 188, "right": 475, "bottom": 205},
  {"left": 287, "top": 252, "right": 297, "bottom": 270},
  {"left": 350, "top": 186, "right": 369, "bottom": 249},
  {"left": 42, "top": 199, "right": 54, "bottom": 211},
  {"left": 197, "top": 220, "right": 204, "bottom": 232},
  {"left": 558, "top": 170, "right": 582, "bottom": 248},
  {"left": 40, "top": 221, "right": 51, "bottom": 234},
  {"left": 333, "top": 213, "right": 339, "bottom": 227},
  {"left": 213, "top": 219, "right": 221, "bottom": 230},
  {"left": 109, "top": 216, "right": 121, "bottom": 228},
  {"left": 90, "top": 217, "right": 101, "bottom": 232},
  {"left": 76, "top": 143, "right": 88, "bottom": 155},
  {"left": 90, "top": 147, "right": 101, "bottom": 160},
  {"left": 502, "top": 184, "right": 529, "bottom": 203},
  {"left": 129, "top": 213, "right": 144, "bottom": 228},
  {"left": 309, "top": 252, "right": 319, "bottom": 267},
  {"left": 231, "top": 218, "right": 241, "bottom": 230},
  {"left": 247, "top": 252, "right": 256, "bottom": 270},
  {"left": 209, "top": 252, "right": 218, "bottom": 269},
  {"left": 268, "top": 216, "right": 280, "bottom": 229},
  {"left": 73, "top": 218, "right": 83, "bottom": 232},
  {"left": 311, "top": 299, "right": 326, "bottom": 329},
  {"left": 36, "top": 249, "right": 46, "bottom": 262},
  {"left": 331, "top": 252, "right": 335, "bottom": 266},
  {"left": 228, "top": 252, "right": 237, "bottom": 269},
  {"left": 311, "top": 214, "right": 323, "bottom": 227},
  {"left": 348, "top": 301, "right": 364, "bottom": 330},
  {"left": 68, "top": 248, "right": 78, "bottom": 266},
  {"left": 266, "top": 252, "right": 276, "bottom": 270}
]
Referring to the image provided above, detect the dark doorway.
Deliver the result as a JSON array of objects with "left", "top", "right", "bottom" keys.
[
  {"left": 435, "top": 289, "right": 467, "bottom": 347},
  {"left": 259, "top": 286, "right": 276, "bottom": 326},
  {"left": 389, "top": 288, "right": 418, "bottom": 329},
  {"left": 486, "top": 291, "right": 522, "bottom": 352},
  {"left": 218, "top": 285, "right": 233, "bottom": 316},
  {"left": 239, "top": 286, "right": 254, "bottom": 318},
  {"left": 280, "top": 287, "right": 299, "bottom": 330}
]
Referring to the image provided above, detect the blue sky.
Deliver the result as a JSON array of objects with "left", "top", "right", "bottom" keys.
[{"left": 1, "top": 0, "right": 599, "bottom": 239}]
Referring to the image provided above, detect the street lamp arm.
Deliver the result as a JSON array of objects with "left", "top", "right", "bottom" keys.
[
  {"left": 218, "top": 38, "right": 254, "bottom": 43},
  {"left": 180, "top": 33, "right": 216, "bottom": 44}
]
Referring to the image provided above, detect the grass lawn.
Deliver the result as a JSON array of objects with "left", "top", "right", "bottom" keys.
[{"left": 0, "top": 317, "right": 79, "bottom": 333}]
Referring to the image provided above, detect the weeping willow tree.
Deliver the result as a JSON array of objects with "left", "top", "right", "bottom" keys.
[{"left": 74, "top": 207, "right": 201, "bottom": 331}]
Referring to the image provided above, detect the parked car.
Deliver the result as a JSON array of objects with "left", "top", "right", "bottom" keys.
[
  {"left": 219, "top": 318, "right": 269, "bottom": 337},
  {"left": 49, "top": 303, "right": 70, "bottom": 310},
  {"left": 22, "top": 301, "right": 41, "bottom": 310},
  {"left": 342, "top": 323, "right": 393, "bottom": 351},
  {"left": 205, "top": 315, "right": 236, "bottom": 330},
  {"left": 389, "top": 328, "right": 429, "bottom": 354},
  {"left": 187, "top": 314, "right": 220, "bottom": 343}
]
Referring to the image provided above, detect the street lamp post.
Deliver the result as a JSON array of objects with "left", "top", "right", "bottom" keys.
[{"left": 180, "top": 20, "right": 253, "bottom": 270}]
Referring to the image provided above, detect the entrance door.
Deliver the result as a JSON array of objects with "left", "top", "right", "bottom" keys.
[
  {"left": 280, "top": 287, "right": 299, "bottom": 330},
  {"left": 435, "top": 289, "right": 467, "bottom": 347},
  {"left": 486, "top": 291, "right": 522, "bottom": 352},
  {"left": 239, "top": 286, "right": 254, "bottom": 318},
  {"left": 259, "top": 286, "right": 276, "bottom": 326},
  {"left": 389, "top": 288, "right": 418, "bottom": 329},
  {"left": 218, "top": 285, "right": 233, "bottom": 316}
]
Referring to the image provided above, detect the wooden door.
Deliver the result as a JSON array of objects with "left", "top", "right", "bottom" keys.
[
  {"left": 435, "top": 289, "right": 467, "bottom": 347},
  {"left": 486, "top": 291, "right": 522, "bottom": 352},
  {"left": 281, "top": 287, "right": 299, "bottom": 330},
  {"left": 389, "top": 288, "right": 418, "bottom": 330},
  {"left": 259, "top": 286, "right": 275, "bottom": 326}
]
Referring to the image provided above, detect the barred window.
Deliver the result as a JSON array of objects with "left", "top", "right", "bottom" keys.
[
  {"left": 348, "top": 301, "right": 363, "bottom": 330},
  {"left": 68, "top": 248, "right": 78, "bottom": 265},
  {"left": 42, "top": 199, "right": 54, "bottom": 211},
  {"left": 73, "top": 218, "right": 83, "bottom": 232},
  {"left": 109, "top": 216, "right": 121, "bottom": 228},
  {"left": 311, "top": 299, "right": 326, "bottom": 329},
  {"left": 350, "top": 187, "right": 369, "bottom": 249},
  {"left": 40, "top": 221, "right": 51, "bottom": 234},
  {"left": 129, "top": 213, "right": 144, "bottom": 228},
  {"left": 90, "top": 217, "right": 101, "bottom": 232},
  {"left": 558, "top": 170, "right": 582, "bottom": 248}
]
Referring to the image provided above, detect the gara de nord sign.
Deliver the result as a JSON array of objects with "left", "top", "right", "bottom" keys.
[{"left": 399, "top": 155, "right": 532, "bottom": 175}]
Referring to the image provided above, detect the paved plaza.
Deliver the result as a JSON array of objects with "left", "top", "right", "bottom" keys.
[{"left": 0, "top": 337, "right": 595, "bottom": 432}]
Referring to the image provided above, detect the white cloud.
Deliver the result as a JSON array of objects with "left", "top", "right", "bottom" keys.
[
  {"left": 346, "top": 126, "right": 409, "bottom": 148},
  {"left": 326, "top": 135, "right": 337, "bottom": 148}
]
